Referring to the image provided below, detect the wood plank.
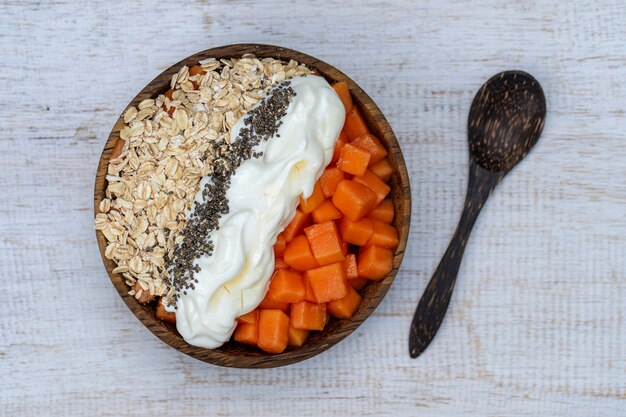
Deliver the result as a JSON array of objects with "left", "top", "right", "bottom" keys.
[{"left": 1, "top": 0, "right": 625, "bottom": 416}]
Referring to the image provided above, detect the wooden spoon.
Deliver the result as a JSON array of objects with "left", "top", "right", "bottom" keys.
[{"left": 409, "top": 71, "right": 546, "bottom": 358}]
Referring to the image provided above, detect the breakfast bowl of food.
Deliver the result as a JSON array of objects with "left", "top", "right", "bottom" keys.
[{"left": 94, "top": 44, "right": 410, "bottom": 368}]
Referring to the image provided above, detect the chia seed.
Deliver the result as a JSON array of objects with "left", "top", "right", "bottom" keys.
[{"left": 166, "top": 81, "right": 296, "bottom": 304}]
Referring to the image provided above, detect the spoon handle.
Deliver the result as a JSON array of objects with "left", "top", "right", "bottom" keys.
[{"left": 409, "top": 161, "right": 503, "bottom": 358}]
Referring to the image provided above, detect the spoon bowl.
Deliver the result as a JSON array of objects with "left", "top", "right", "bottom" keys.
[
  {"left": 409, "top": 70, "right": 546, "bottom": 358},
  {"left": 469, "top": 71, "right": 546, "bottom": 172}
]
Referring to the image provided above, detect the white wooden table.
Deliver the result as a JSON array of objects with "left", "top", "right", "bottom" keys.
[{"left": 2, "top": 1, "right": 625, "bottom": 416}]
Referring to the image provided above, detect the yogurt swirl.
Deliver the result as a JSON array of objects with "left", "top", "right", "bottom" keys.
[{"left": 174, "top": 75, "right": 345, "bottom": 348}]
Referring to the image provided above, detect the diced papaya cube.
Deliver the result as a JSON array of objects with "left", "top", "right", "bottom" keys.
[
  {"left": 189, "top": 65, "right": 207, "bottom": 88},
  {"left": 258, "top": 298, "right": 290, "bottom": 311},
  {"left": 349, "top": 276, "right": 370, "bottom": 290},
  {"left": 367, "top": 220, "right": 399, "bottom": 249},
  {"left": 344, "top": 107, "right": 369, "bottom": 141},
  {"left": 368, "top": 199, "right": 395, "bottom": 223},
  {"left": 236, "top": 309, "right": 259, "bottom": 325},
  {"left": 332, "top": 81, "right": 353, "bottom": 113},
  {"left": 163, "top": 89, "right": 176, "bottom": 115},
  {"left": 331, "top": 131, "right": 348, "bottom": 164},
  {"left": 357, "top": 245, "right": 394, "bottom": 280},
  {"left": 259, "top": 297, "right": 289, "bottom": 312},
  {"left": 300, "top": 182, "right": 325, "bottom": 214},
  {"left": 304, "top": 221, "right": 345, "bottom": 266},
  {"left": 319, "top": 167, "right": 345, "bottom": 198},
  {"left": 283, "top": 235, "right": 319, "bottom": 271},
  {"left": 189, "top": 65, "right": 207, "bottom": 76},
  {"left": 342, "top": 240, "right": 349, "bottom": 256},
  {"left": 274, "top": 258, "right": 289, "bottom": 271},
  {"left": 351, "top": 133, "right": 388, "bottom": 164},
  {"left": 273, "top": 233, "right": 287, "bottom": 257},
  {"left": 353, "top": 169, "right": 391, "bottom": 206},
  {"left": 302, "top": 274, "right": 318, "bottom": 303},
  {"left": 156, "top": 299, "right": 176, "bottom": 324},
  {"left": 258, "top": 283, "right": 290, "bottom": 311},
  {"left": 343, "top": 254, "right": 359, "bottom": 280},
  {"left": 312, "top": 199, "right": 342, "bottom": 223},
  {"left": 327, "top": 286, "right": 362, "bottom": 319},
  {"left": 288, "top": 326, "right": 310, "bottom": 347},
  {"left": 290, "top": 301, "right": 327, "bottom": 331},
  {"left": 257, "top": 309, "right": 290, "bottom": 353},
  {"left": 233, "top": 322, "right": 258, "bottom": 345},
  {"left": 267, "top": 269, "right": 305, "bottom": 303},
  {"left": 282, "top": 209, "right": 310, "bottom": 242},
  {"left": 370, "top": 158, "right": 394, "bottom": 182},
  {"left": 339, "top": 216, "right": 374, "bottom": 246},
  {"left": 305, "top": 262, "right": 348, "bottom": 303},
  {"left": 332, "top": 180, "right": 378, "bottom": 221},
  {"left": 337, "top": 143, "right": 371, "bottom": 176},
  {"left": 133, "top": 281, "right": 156, "bottom": 304},
  {"left": 111, "top": 138, "right": 126, "bottom": 159}
]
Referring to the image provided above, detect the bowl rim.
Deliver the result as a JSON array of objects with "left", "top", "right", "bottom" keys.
[{"left": 94, "top": 43, "right": 411, "bottom": 368}]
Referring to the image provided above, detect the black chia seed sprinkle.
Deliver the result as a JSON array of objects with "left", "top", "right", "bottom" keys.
[{"left": 166, "top": 81, "right": 296, "bottom": 305}]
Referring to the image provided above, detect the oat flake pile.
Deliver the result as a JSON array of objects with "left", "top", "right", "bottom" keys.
[{"left": 95, "top": 55, "right": 312, "bottom": 305}]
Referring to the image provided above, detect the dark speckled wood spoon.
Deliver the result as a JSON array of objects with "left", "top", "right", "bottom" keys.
[{"left": 409, "top": 71, "right": 546, "bottom": 358}]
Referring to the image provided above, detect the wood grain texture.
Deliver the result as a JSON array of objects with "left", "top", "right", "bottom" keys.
[
  {"left": 93, "top": 43, "right": 411, "bottom": 368},
  {"left": 1, "top": 0, "right": 626, "bottom": 416}
]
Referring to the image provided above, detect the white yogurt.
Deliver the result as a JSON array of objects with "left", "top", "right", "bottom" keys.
[{"left": 174, "top": 75, "right": 345, "bottom": 349}]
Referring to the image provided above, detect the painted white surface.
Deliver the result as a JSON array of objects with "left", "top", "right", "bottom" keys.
[{"left": 1, "top": 1, "right": 625, "bottom": 416}]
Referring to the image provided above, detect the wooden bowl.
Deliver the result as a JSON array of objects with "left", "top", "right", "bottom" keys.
[{"left": 94, "top": 44, "right": 411, "bottom": 368}]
